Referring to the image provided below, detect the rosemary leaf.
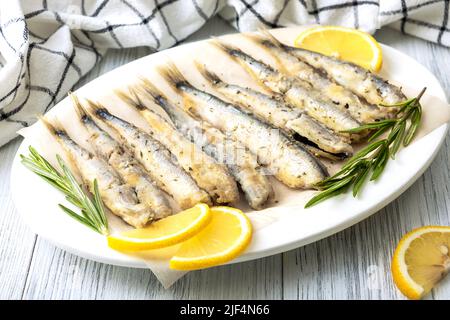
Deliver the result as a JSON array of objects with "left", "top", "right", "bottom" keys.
[
  {"left": 58, "top": 204, "right": 99, "bottom": 233},
  {"left": 404, "top": 108, "right": 422, "bottom": 146},
  {"left": 370, "top": 147, "right": 389, "bottom": 181},
  {"left": 367, "top": 124, "right": 392, "bottom": 142},
  {"left": 341, "top": 140, "right": 385, "bottom": 170},
  {"left": 305, "top": 175, "right": 354, "bottom": 208},
  {"left": 21, "top": 146, "right": 109, "bottom": 235},
  {"left": 390, "top": 121, "right": 406, "bottom": 158},
  {"left": 379, "top": 97, "right": 415, "bottom": 107},
  {"left": 306, "top": 88, "right": 426, "bottom": 208},
  {"left": 93, "top": 179, "right": 108, "bottom": 231},
  {"left": 352, "top": 163, "right": 371, "bottom": 197},
  {"left": 340, "top": 119, "right": 396, "bottom": 133},
  {"left": 397, "top": 99, "right": 417, "bottom": 114}
]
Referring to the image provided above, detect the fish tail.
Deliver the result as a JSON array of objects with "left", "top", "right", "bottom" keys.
[
  {"left": 244, "top": 32, "right": 270, "bottom": 48},
  {"left": 68, "top": 92, "right": 92, "bottom": 124},
  {"left": 210, "top": 40, "right": 258, "bottom": 77},
  {"left": 246, "top": 31, "right": 290, "bottom": 75},
  {"left": 157, "top": 63, "right": 198, "bottom": 116},
  {"left": 136, "top": 77, "right": 170, "bottom": 107},
  {"left": 194, "top": 61, "right": 223, "bottom": 87},
  {"left": 210, "top": 39, "right": 272, "bottom": 84},
  {"left": 83, "top": 98, "right": 113, "bottom": 122},
  {"left": 114, "top": 87, "right": 146, "bottom": 111},
  {"left": 209, "top": 40, "right": 243, "bottom": 63},
  {"left": 136, "top": 78, "right": 189, "bottom": 124},
  {"left": 39, "top": 116, "right": 67, "bottom": 139},
  {"left": 258, "top": 29, "right": 283, "bottom": 48},
  {"left": 157, "top": 62, "right": 189, "bottom": 94}
]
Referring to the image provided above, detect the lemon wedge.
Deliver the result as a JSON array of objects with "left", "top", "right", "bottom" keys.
[
  {"left": 169, "top": 206, "right": 252, "bottom": 270},
  {"left": 392, "top": 226, "right": 450, "bottom": 299},
  {"left": 107, "top": 203, "right": 211, "bottom": 251},
  {"left": 294, "top": 25, "right": 382, "bottom": 72}
]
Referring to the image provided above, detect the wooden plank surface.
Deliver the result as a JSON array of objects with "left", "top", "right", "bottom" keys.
[
  {"left": 0, "top": 137, "right": 37, "bottom": 299},
  {"left": 0, "top": 18, "right": 449, "bottom": 300}
]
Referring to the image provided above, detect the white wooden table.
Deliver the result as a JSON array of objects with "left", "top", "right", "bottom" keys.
[{"left": 1, "top": 18, "right": 449, "bottom": 300}]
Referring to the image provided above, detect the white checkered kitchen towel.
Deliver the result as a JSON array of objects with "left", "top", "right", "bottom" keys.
[{"left": 0, "top": 0, "right": 449, "bottom": 146}]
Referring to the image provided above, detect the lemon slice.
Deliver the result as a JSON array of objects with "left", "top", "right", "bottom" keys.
[
  {"left": 107, "top": 203, "right": 211, "bottom": 251},
  {"left": 169, "top": 206, "right": 252, "bottom": 270},
  {"left": 392, "top": 226, "right": 450, "bottom": 299},
  {"left": 294, "top": 26, "right": 382, "bottom": 72}
]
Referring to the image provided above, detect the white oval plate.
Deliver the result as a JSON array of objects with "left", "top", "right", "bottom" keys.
[{"left": 11, "top": 30, "right": 448, "bottom": 269}]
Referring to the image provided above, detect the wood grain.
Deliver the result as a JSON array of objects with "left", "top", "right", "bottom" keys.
[
  {"left": 0, "top": 137, "right": 36, "bottom": 299},
  {"left": 0, "top": 20, "right": 448, "bottom": 300}
]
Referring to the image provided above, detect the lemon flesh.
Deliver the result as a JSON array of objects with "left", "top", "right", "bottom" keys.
[
  {"left": 169, "top": 206, "right": 252, "bottom": 270},
  {"left": 294, "top": 26, "right": 382, "bottom": 72},
  {"left": 392, "top": 226, "right": 450, "bottom": 299},
  {"left": 107, "top": 203, "right": 211, "bottom": 251}
]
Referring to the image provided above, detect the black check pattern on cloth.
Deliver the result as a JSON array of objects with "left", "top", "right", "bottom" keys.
[{"left": 0, "top": 0, "right": 449, "bottom": 146}]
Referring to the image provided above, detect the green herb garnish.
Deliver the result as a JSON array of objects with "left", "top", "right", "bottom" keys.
[
  {"left": 305, "top": 88, "right": 426, "bottom": 208},
  {"left": 20, "top": 146, "right": 109, "bottom": 235}
]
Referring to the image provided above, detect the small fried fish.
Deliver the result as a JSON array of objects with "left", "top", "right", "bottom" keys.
[
  {"left": 69, "top": 93, "right": 172, "bottom": 220},
  {"left": 136, "top": 79, "right": 273, "bottom": 209},
  {"left": 246, "top": 32, "right": 382, "bottom": 123},
  {"left": 115, "top": 87, "right": 239, "bottom": 204},
  {"left": 158, "top": 62, "right": 328, "bottom": 189},
  {"left": 196, "top": 63, "right": 353, "bottom": 156},
  {"left": 83, "top": 100, "right": 212, "bottom": 209},
  {"left": 282, "top": 41, "right": 407, "bottom": 106},
  {"left": 40, "top": 117, "right": 153, "bottom": 228},
  {"left": 212, "top": 41, "right": 362, "bottom": 137}
]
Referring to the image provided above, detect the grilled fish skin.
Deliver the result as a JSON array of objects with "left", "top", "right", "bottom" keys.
[
  {"left": 247, "top": 32, "right": 382, "bottom": 123},
  {"left": 114, "top": 87, "right": 239, "bottom": 204},
  {"left": 212, "top": 41, "right": 362, "bottom": 136},
  {"left": 197, "top": 64, "right": 353, "bottom": 156},
  {"left": 282, "top": 42, "right": 406, "bottom": 106},
  {"left": 40, "top": 117, "right": 153, "bottom": 228},
  {"left": 136, "top": 79, "right": 273, "bottom": 209},
  {"left": 69, "top": 93, "right": 172, "bottom": 220},
  {"left": 158, "top": 63, "right": 328, "bottom": 189},
  {"left": 83, "top": 100, "right": 212, "bottom": 209}
]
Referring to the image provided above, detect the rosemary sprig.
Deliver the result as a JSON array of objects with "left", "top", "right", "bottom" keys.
[
  {"left": 20, "top": 146, "right": 109, "bottom": 235},
  {"left": 305, "top": 88, "right": 426, "bottom": 208}
]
